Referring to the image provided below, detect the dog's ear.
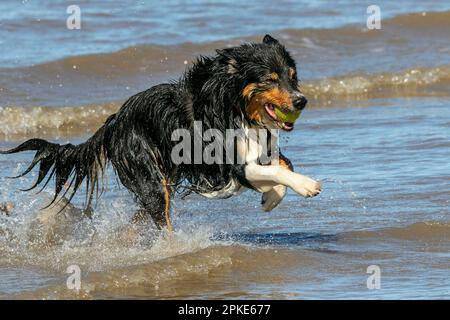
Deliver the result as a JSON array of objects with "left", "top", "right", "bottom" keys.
[{"left": 263, "top": 34, "right": 279, "bottom": 45}]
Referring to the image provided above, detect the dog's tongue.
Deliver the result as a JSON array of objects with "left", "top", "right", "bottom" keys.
[{"left": 265, "top": 106, "right": 277, "bottom": 120}]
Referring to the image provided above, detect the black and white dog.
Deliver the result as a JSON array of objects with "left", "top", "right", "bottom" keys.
[{"left": 1, "top": 35, "right": 321, "bottom": 230}]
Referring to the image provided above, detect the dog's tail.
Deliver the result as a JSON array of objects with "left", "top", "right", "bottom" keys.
[{"left": 0, "top": 126, "right": 109, "bottom": 211}]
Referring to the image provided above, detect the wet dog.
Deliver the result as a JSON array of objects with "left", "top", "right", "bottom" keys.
[{"left": 1, "top": 35, "right": 321, "bottom": 230}]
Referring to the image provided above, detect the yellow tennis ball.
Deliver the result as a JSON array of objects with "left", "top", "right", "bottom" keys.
[{"left": 274, "top": 108, "right": 301, "bottom": 123}]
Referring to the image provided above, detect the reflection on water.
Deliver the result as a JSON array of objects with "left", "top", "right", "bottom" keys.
[{"left": 213, "top": 232, "right": 337, "bottom": 247}]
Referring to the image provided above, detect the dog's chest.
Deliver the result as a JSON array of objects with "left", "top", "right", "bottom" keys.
[
  {"left": 200, "top": 125, "right": 277, "bottom": 199},
  {"left": 238, "top": 125, "right": 277, "bottom": 164}
]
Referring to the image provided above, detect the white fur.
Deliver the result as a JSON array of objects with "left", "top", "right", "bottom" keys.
[
  {"left": 201, "top": 124, "right": 321, "bottom": 210},
  {"left": 239, "top": 124, "right": 321, "bottom": 209},
  {"left": 200, "top": 177, "right": 243, "bottom": 199}
]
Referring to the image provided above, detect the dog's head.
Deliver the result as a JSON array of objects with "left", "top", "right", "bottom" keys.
[{"left": 219, "top": 34, "right": 307, "bottom": 131}]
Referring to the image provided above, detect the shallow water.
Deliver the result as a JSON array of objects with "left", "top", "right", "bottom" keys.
[
  {"left": 0, "top": 1, "right": 449, "bottom": 299},
  {"left": 2, "top": 8, "right": 450, "bottom": 108},
  {"left": 1, "top": 97, "right": 449, "bottom": 299},
  {"left": 2, "top": 0, "right": 450, "bottom": 68}
]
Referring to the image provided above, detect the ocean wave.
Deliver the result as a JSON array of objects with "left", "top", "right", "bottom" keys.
[
  {"left": 3, "top": 11, "right": 450, "bottom": 74},
  {"left": 1, "top": 11, "right": 450, "bottom": 141},
  {"left": 1, "top": 11, "right": 450, "bottom": 109},
  {"left": 0, "top": 103, "right": 120, "bottom": 141},
  {"left": 1, "top": 64, "right": 449, "bottom": 141},
  {"left": 305, "top": 65, "right": 450, "bottom": 102}
]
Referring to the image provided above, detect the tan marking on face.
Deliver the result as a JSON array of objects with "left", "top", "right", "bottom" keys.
[
  {"left": 270, "top": 72, "right": 279, "bottom": 81},
  {"left": 243, "top": 83, "right": 257, "bottom": 99},
  {"left": 258, "top": 87, "right": 292, "bottom": 109},
  {"left": 246, "top": 95, "right": 265, "bottom": 123},
  {"left": 288, "top": 68, "right": 296, "bottom": 79}
]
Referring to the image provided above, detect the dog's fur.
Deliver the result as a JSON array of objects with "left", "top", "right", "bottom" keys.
[{"left": 0, "top": 35, "right": 321, "bottom": 229}]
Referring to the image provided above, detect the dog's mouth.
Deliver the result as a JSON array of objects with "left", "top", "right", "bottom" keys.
[{"left": 264, "top": 103, "right": 300, "bottom": 131}]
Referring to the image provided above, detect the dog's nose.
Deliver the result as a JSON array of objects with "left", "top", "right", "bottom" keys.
[{"left": 292, "top": 93, "right": 307, "bottom": 110}]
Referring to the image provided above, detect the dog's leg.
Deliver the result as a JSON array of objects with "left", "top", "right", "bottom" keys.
[
  {"left": 161, "top": 177, "right": 173, "bottom": 232},
  {"left": 260, "top": 153, "right": 292, "bottom": 211},
  {"left": 261, "top": 184, "right": 286, "bottom": 211},
  {"left": 130, "top": 178, "right": 173, "bottom": 231},
  {"left": 110, "top": 135, "right": 174, "bottom": 231},
  {"left": 245, "top": 164, "right": 321, "bottom": 198}
]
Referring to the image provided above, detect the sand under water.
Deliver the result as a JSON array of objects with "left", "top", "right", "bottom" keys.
[{"left": 0, "top": 1, "right": 449, "bottom": 299}]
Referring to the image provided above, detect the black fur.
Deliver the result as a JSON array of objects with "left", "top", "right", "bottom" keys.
[{"left": 1, "top": 35, "right": 304, "bottom": 228}]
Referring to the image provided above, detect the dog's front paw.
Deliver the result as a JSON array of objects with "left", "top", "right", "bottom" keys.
[
  {"left": 293, "top": 177, "right": 321, "bottom": 198},
  {"left": 261, "top": 185, "right": 286, "bottom": 212}
]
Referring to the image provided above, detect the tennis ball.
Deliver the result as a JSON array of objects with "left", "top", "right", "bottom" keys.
[{"left": 274, "top": 108, "right": 301, "bottom": 123}]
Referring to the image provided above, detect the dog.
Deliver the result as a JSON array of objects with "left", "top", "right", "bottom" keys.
[{"left": 0, "top": 35, "right": 321, "bottom": 231}]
